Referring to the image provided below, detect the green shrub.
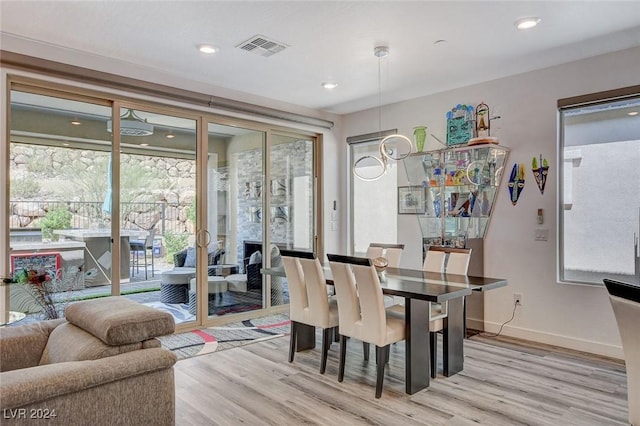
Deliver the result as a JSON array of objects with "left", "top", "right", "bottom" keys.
[
  {"left": 185, "top": 199, "right": 196, "bottom": 225},
  {"left": 10, "top": 177, "right": 41, "bottom": 199},
  {"left": 40, "top": 207, "right": 72, "bottom": 241},
  {"left": 163, "top": 231, "right": 189, "bottom": 264}
]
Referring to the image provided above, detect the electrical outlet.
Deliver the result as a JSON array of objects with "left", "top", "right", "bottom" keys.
[{"left": 514, "top": 293, "right": 523, "bottom": 306}]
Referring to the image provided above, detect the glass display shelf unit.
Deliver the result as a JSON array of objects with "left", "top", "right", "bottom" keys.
[{"left": 403, "top": 144, "right": 509, "bottom": 249}]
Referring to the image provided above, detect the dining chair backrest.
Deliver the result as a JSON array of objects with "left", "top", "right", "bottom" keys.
[
  {"left": 445, "top": 248, "right": 472, "bottom": 275},
  {"left": 422, "top": 246, "right": 471, "bottom": 275},
  {"left": 298, "top": 257, "right": 333, "bottom": 329},
  {"left": 365, "top": 246, "right": 384, "bottom": 259},
  {"left": 366, "top": 243, "right": 405, "bottom": 268},
  {"left": 327, "top": 254, "right": 387, "bottom": 347},
  {"left": 384, "top": 247, "right": 403, "bottom": 268},
  {"left": 603, "top": 278, "right": 640, "bottom": 426},
  {"left": 422, "top": 246, "right": 447, "bottom": 272},
  {"left": 281, "top": 252, "right": 317, "bottom": 325}
]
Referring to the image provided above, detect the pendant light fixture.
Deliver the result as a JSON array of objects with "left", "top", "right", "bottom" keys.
[
  {"left": 353, "top": 45, "right": 412, "bottom": 181},
  {"left": 106, "top": 109, "right": 154, "bottom": 136}
]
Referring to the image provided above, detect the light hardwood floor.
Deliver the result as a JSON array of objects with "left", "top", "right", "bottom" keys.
[{"left": 174, "top": 332, "right": 628, "bottom": 425}]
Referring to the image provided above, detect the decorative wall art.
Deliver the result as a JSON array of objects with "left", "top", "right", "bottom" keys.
[
  {"left": 446, "top": 104, "right": 474, "bottom": 146},
  {"left": 508, "top": 163, "right": 526, "bottom": 206},
  {"left": 270, "top": 206, "right": 289, "bottom": 224},
  {"left": 243, "top": 181, "right": 262, "bottom": 199},
  {"left": 398, "top": 186, "right": 426, "bottom": 214},
  {"left": 248, "top": 207, "right": 262, "bottom": 223},
  {"left": 270, "top": 179, "right": 288, "bottom": 197},
  {"left": 532, "top": 155, "right": 549, "bottom": 195}
]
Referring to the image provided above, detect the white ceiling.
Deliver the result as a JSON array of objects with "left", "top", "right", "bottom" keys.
[{"left": 1, "top": 1, "right": 640, "bottom": 115}]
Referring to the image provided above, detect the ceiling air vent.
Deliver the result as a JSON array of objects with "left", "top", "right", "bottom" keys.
[{"left": 236, "top": 35, "right": 287, "bottom": 57}]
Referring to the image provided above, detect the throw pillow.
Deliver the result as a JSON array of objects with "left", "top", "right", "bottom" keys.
[{"left": 184, "top": 247, "right": 197, "bottom": 267}]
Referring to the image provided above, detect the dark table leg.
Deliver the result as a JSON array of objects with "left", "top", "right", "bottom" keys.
[
  {"left": 405, "top": 297, "right": 430, "bottom": 394},
  {"left": 443, "top": 297, "right": 464, "bottom": 376},
  {"left": 295, "top": 323, "right": 316, "bottom": 352}
]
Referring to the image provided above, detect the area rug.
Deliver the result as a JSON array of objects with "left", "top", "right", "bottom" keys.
[
  {"left": 143, "top": 300, "right": 266, "bottom": 324},
  {"left": 157, "top": 313, "right": 291, "bottom": 360}
]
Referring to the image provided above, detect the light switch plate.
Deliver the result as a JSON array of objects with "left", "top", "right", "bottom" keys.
[{"left": 535, "top": 228, "right": 549, "bottom": 241}]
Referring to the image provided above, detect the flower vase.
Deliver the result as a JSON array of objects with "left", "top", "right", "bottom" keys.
[{"left": 413, "top": 126, "right": 427, "bottom": 152}]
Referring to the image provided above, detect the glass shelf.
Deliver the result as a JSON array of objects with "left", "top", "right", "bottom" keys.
[{"left": 403, "top": 144, "right": 509, "bottom": 248}]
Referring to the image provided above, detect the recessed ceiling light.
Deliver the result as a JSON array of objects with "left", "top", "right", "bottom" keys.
[
  {"left": 62, "top": 143, "right": 70, "bottom": 146},
  {"left": 628, "top": 111, "right": 639, "bottom": 116},
  {"left": 321, "top": 82, "right": 338, "bottom": 90},
  {"left": 198, "top": 44, "right": 217, "bottom": 54},
  {"left": 140, "top": 143, "right": 149, "bottom": 147},
  {"left": 166, "top": 133, "right": 176, "bottom": 139},
  {"left": 515, "top": 17, "right": 541, "bottom": 30},
  {"left": 71, "top": 120, "right": 81, "bottom": 125}
]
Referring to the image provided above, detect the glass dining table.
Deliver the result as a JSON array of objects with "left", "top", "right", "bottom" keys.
[{"left": 262, "top": 264, "right": 508, "bottom": 395}]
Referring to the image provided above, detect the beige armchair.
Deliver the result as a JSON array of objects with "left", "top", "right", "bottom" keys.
[
  {"left": 0, "top": 296, "right": 177, "bottom": 426},
  {"left": 604, "top": 278, "right": 640, "bottom": 426}
]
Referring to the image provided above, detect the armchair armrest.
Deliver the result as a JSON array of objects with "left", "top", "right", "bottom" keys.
[
  {"left": 0, "top": 319, "right": 66, "bottom": 372},
  {"left": 0, "top": 347, "right": 176, "bottom": 410}
]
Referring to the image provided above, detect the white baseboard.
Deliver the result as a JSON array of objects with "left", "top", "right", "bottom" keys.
[{"left": 482, "top": 320, "right": 624, "bottom": 360}]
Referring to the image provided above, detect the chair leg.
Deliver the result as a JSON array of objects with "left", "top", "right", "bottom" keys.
[
  {"left": 334, "top": 326, "right": 340, "bottom": 342},
  {"left": 363, "top": 342, "right": 370, "bottom": 361},
  {"left": 430, "top": 331, "right": 437, "bottom": 379},
  {"left": 463, "top": 295, "right": 467, "bottom": 338},
  {"left": 143, "top": 249, "right": 148, "bottom": 280},
  {"left": 375, "top": 345, "right": 389, "bottom": 398},
  {"left": 338, "top": 335, "right": 347, "bottom": 382},
  {"left": 289, "top": 322, "right": 297, "bottom": 363},
  {"left": 321, "top": 328, "right": 331, "bottom": 374},
  {"left": 150, "top": 247, "right": 155, "bottom": 277}
]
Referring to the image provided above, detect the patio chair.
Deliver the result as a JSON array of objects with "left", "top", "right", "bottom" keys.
[{"left": 130, "top": 228, "right": 156, "bottom": 280}]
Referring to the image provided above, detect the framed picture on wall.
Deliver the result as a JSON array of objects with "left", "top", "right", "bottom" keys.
[{"left": 398, "top": 186, "right": 425, "bottom": 214}]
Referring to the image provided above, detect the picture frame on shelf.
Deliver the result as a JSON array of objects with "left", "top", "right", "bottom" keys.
[{"left": 398, "top": 186, "right": 426, "bottom": 215}]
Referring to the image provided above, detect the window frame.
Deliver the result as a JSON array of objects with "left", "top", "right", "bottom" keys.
[{"left": 557, "top": 85, "right": 640, "bottom": 286}]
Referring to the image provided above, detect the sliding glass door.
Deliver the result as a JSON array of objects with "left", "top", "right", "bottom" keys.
[
  {"left": 3, "top": 77, "right": 320, "bottom": 328},
  {"left": 117, "top": 106, "right": 198, "bottom": 326}
]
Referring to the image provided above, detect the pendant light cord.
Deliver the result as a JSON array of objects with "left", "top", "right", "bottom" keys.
[{"left": 378, "top": 55, "right": 382, "bottom": 138}]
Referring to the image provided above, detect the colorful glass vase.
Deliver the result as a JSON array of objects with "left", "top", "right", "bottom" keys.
[{"left": 413, "top": 126, "right": 427, "bottom": 152}]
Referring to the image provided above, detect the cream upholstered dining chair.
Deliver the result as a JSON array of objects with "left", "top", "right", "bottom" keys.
[
  {"left": 430, "top": 246, "right": 471, "bottom": 379},
  {"left": 366, "top": 243, "right": 405, "bottom": 268},
  {"left": 367, "top": 243, "right": 405, "bottom": 307},
  {"left": 603, "top": 278, "right": 640, "bottom": 426},
  {"left": 327, "top": 254, "right": 405, "bottom": 398},
  {"left": 282, "top": 253, "right": 339, "bottom": 374}
]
